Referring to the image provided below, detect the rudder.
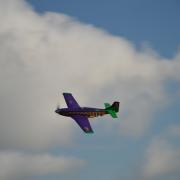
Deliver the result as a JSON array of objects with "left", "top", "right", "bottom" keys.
[{"left": 104, "top": 101, "right": 120, "bottom": 118}]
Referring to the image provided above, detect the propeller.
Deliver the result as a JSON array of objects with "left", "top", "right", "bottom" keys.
[
  {"left": 55, "top": 102, "right": 60, "bottom": 113},
  {"left": 56, "top": 102, "right": 60, "bottom": 109}
]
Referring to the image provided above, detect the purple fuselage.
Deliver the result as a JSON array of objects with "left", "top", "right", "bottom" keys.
[{"left": 55, "top": 107, "right": 107, "bottom": 118}]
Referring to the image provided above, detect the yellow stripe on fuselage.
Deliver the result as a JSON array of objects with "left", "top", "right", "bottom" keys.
[{"left": 64, "top": 111, "right": 106, "bottom": 117}]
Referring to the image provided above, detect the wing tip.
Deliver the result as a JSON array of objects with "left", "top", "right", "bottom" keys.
[
  {"left": 63, "top": 92, "right": 72, "bottom": 95},
  {"left": 84, "top": 130, "right": 94, "bottom": 134},
  {"left": 83, "top": 127, "right": 94, "bottom": 134}
]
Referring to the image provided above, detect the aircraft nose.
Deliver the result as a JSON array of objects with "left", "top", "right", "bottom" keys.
[{"left": 55, "top": 109, "right": 59, "bottom": 113}]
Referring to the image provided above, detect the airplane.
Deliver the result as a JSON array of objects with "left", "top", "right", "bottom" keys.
[{"left": 55, "top": 93, "right": 120, "bottom": 133}]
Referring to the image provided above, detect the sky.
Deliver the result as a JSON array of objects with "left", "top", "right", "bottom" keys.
[
  {"left": 0, "top": 0, "right": 179, "bottom": 180},
  {"left": 28, "top": 0, "right": 180, "bottom": 58}
]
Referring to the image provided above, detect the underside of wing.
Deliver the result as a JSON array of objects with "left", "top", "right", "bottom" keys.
[
  {"left": 71, "top": 115, "right": 94, "bottom": 134},
  {"left": 63, "top": 93, "right": 80, "bottom": 108}
]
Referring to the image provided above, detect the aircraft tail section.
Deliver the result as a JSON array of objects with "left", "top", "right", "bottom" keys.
[{"left": 104, "top": 102, "right": 119, "bottom": 118}]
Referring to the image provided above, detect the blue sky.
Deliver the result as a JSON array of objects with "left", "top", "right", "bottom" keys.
[
  {"left": 0, "top": 1, "right": 179, "bottom": 180},
  {"left": 28, "top": 0, "right": 180, "bottom": 58}
]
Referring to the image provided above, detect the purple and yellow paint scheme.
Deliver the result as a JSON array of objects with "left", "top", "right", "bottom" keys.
[{"left": 55, "top": 93, "right": 120, "bottom": 133}]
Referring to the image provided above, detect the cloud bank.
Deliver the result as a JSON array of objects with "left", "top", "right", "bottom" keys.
[
  {"left": 0, "top": 151, "right": 85, "bottom": 180},
  {"left": 142, "top": 125, "right": 180, "bottom": 179}
]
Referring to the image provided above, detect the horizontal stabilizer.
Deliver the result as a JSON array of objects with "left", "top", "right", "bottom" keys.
[
  {"left": 104, "top": 102, "right": 119, "bottom": 118},
  {"left": 107, "top": 110, "right": 118, "bottom": 118},
  {"left": 104, "top": 103, "right": 111, "bottom": 108}
]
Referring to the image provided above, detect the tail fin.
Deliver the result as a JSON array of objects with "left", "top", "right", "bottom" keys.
[{"left": 104, "top": 102, "right": 119, "bottom": 118}]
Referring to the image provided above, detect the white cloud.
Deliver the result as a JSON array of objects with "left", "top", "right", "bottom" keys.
[
  {"left": 142, "top": 126, "right": 180, "bottom": 178},
  {"left": 0, "top": 151, "right": 85, "bottom": 180},
  {"left": 143, "top": 138, "right": 180, "bottom": 177},
  {"left": 167, "top": 125, "right": 180, "bottom": 137},
  {"left": 0, "top": 0, "right": 180, "bottom": 152}
]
